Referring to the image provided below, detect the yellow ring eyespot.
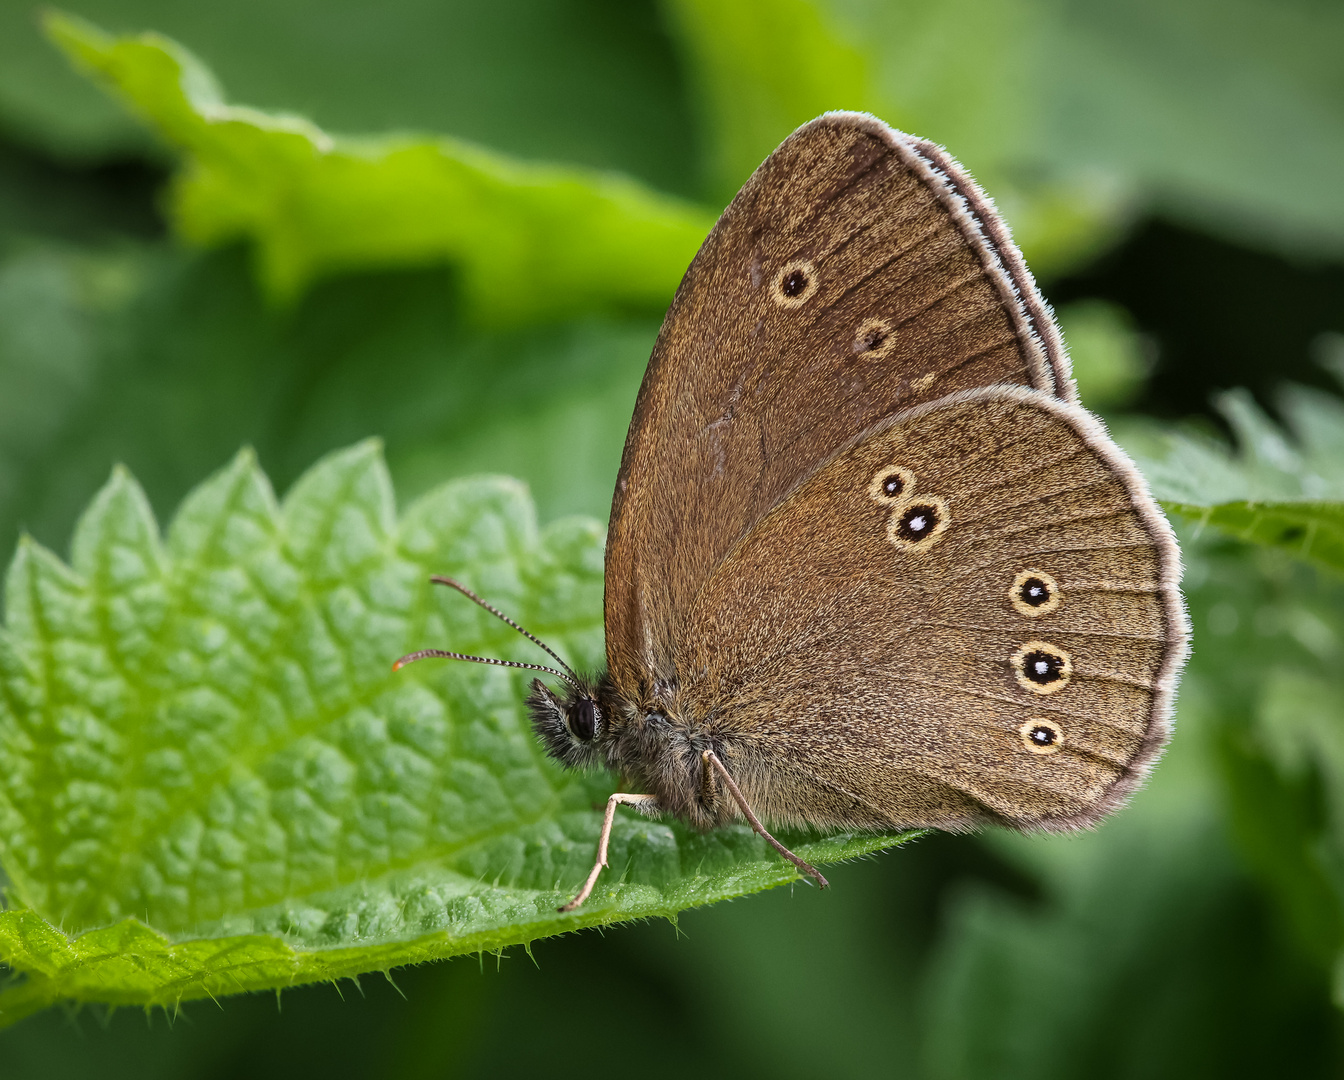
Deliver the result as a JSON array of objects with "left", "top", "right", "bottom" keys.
[
  {"left": 854, "top": 317, "right": 895, "bottom": 358},
  {"left": 1020, "top": 718, "right": 1063, "bottom": 754},
  {"left": 771, "top": 259, "right": 818, "bottom": 307},
  {"left": 1011, "top": 641, "right": 1072, "bottom": 695},
  {"left": 886, "top": 496, "right": 949, "bottom": 550},
  {"left": 1010, "top": 569, "right": 1062, "bottom": 617},
  {"left": 868, "top": 466, "right": 914, "bottom": 504}
]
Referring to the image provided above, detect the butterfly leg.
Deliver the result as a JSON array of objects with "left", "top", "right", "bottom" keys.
[
  {"left": 560, "top": 792, "right": 660, "bottom": 913},
  {"left": 702, "top": 750, "right": 829, "bottom": 890}
]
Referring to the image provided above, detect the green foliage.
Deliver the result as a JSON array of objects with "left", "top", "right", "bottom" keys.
[
  {"left": 1133, "top": 384, "right": 1344, "bottom": 505},
  {"left": 1057, "top": 299, "right": 1153, "bottom": 410},
  {"left": 671, "top": 0, "right": 1344, "bottom": 271},
  {"left": 0, "top": 441, "right": 909, "bottom": 1021},
  {"left": 663, "top": 0, "right": 1121, "bottom": 273},
  {"left": 0, "top": 2, "right": 698, "bottom": 195},
  {"left": 44, "top": 14, "right": 714, "bottom": 321},
  {"left": 1110, "top": 380, "right": 1344, "bottom": 1011},
  {"left": 1123, "top": 379, "right": 1344, "bottom": 574},
  {"left": 851, "top": 0, "right": 1344, "bottom": 260},
  {"left": 1030, "top": 0, "right": 1344, "bottom": 258},
  {"left": 1166, "top": 501, "right": 1344, "bottom": 578},
  {"left": 663, "top": 0, "right": 873, "bottom": 201},
  {"left": 1178, "top": 534, "right": 1344, "bottom": 993},
  {"left": 0, "top": 242, "right": 657, "bottom": 569}
]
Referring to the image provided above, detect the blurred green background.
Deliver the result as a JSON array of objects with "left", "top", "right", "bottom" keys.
[{"left": 2, "top": 0, "right": 1344, "bottom": 1075}]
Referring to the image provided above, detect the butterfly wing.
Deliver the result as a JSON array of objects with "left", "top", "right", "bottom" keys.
[
  {"left": 678, "top": 387, "right": 1187, "bottom": 830},
  {"left": 605, "top": 113, "right": 1075, "bottom": 695}
]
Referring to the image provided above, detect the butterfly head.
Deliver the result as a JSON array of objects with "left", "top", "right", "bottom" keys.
[{"left": 527, "top": 678, "right": 607, "bottom": 770}]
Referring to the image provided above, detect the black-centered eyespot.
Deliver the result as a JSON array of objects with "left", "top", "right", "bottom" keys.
[
  {"left": 1011, "top": 641, "right": 1072, "bottom": 695},
  {"left": 1021, "top": 578, "right": 1050, "bottom": 606},
  {"left": 771, "top": 259, "right": 818, "bottom": 307},
  {"left": 867, "top": 466, "right": 914, "bottom": 504},
  {"left": 1020, "top": 718, "right": 1063, "bottom": 755},
  {"left": 1010, "top": 569, "right": 1061, "bottom": 616},
  {"left": 569, "top": 697, "right": 597, "bottom": 741},
  {"left": 886, "top": 496, "right": 949, "bottom": 550},
  {"left": 853, "top": 317, "right": 895, "bottom": 358},
  {"left": 1022, "top": 651, "right": 1064, "bottom": 683},
  {"left": 895, "top": 503, "right": 939, "bottom": 541}
]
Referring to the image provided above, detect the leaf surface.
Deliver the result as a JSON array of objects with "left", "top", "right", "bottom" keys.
[{"left": 0, "top": 442, "right": 910, "bottom": 1022}]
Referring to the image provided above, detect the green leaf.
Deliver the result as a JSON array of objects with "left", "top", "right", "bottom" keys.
[
  {"left": 0, "top": 441, "right": 911, "bottom": 1022},
  {"left": 667, "top": 0, "right": 1344, "bottom": 274},
  {"left": 43, "top": 13, "right": 714, "bottom": 323},
  {"left": 1, "top": 2, "right": 696, "bottom": 195},
  {"left": 847, "top": 0, "right": 1344, "bottom": 261},
  {"left": 1165, "top": 501, "right": 1344, "bottom": 578},
  {"left": 0, "top": 241, "right": 661, "bottom": 574},
  {"left": 1117, "top": 378, "right": 1344, "bottom": 572},
  {"left": 1036, "top": 0, "right": 1344, "bottom": 259},
  {"left": 1130, "top": 386, "right": 1344, "bottom": 506}
]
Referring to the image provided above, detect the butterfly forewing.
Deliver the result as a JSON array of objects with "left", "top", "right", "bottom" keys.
[
  {"left": 677, "top": 387, "right": 1186, "bottom": 831},
  {"left": 606, "top": 113, "right": 1074, "bottom": 694}
]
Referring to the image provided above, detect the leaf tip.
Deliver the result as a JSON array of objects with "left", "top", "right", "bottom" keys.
[{"left": 39, "top": 8, "right": 110, "bottom": 57}]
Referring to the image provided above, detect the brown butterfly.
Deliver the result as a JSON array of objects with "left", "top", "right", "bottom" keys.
[{"left": 397, "top": 112, "right": 1189, "bottom": 911}]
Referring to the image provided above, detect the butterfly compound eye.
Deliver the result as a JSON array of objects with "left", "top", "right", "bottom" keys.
[{"left": 569, "top": 697, "right": 598, "bottom": 741}]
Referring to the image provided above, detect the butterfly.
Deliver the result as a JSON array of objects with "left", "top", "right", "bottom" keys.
[{"left": 398, "top": 112, "right": 1189, "bottom": 911}]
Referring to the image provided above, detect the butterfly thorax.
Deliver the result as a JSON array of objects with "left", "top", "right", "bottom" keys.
[{"left": 526, "top": 674, "right": 738, "bottom": 830}]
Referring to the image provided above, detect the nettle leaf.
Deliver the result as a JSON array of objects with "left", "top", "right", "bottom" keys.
[
  {"left": 0, "top": 238, "right": 663, "bottom": 570},
  {"left": 0, "top": 442, "right": 910, "bottom": 1023},
  {"left": 1133, "top": 386, "right": 1344, "bottom": 506},
  {"left": 1121, "top": 382, "right": 1344, "bottom": 575},
  {"left": 44, "top": 14, "right": 714, "bottom": 323}
]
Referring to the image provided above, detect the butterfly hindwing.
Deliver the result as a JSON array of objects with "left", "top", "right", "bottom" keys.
[{"left": 677, "top": 387, "right": 1187, "bottom": 830}]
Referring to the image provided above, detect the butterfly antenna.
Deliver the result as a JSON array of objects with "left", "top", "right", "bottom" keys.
[
  {"left": 392, "top": 648, "right": 579, "bottom": 688},
  {"left": 392, "top": 575, "right": 582, "bottom": 690}
]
